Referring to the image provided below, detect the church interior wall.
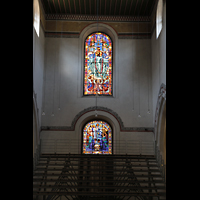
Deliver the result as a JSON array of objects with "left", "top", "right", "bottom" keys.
[
  {"left": 33, "top": 22, "right": 45, "bottom": 154},
  {"left": 151, "top": 0, "right": 166, "bottom": 125},
  {"left": 40, "top": 109, "right": 154, "bottom": 155},
  {"left": 150, "top": 0, "right": 166, "bottom": 163},
  {"left": 41, "top": 30, "right": 153, "bottom": 129},
  {"left": 157, "top": 100, "right": 166, "bottom": 164},
  {"left": 33, "top": 0, "right": 166, "bottom": 156},
  {"left": 39, "top": 21, "right": 154, "bottom": 154}
]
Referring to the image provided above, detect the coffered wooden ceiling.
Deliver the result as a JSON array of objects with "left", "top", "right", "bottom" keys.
[{"left": 41, "top": 0, "right": 156, "bottom": 17}]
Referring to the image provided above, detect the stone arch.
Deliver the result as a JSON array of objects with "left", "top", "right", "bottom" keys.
[
  {"left": 154, "top": 83, "right": 166, "bottom": 139},
  {"left": 71, "top": 106, "right": 123, "bottom": 131},
  {"left": 73, "top": 107, "right": 121, "bottom": 154},
  {"left": 158, "top": 100, "right": 166, "bottom": 164},
  {"left": 154, "top": 83, "right": 166, "bottom": 164},
  {"left": 33, "top": 91, "right": 40, "bottom": 156}
]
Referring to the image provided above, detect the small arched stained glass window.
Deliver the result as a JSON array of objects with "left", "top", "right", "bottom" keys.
[
  {"left": 84, "top": 32, "right": 113, "bottom": 96},
  {"left": 82, "top": 120, "right": 112, "bottom": 154}
]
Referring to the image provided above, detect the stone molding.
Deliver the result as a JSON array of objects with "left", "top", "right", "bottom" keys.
[
  {"left": 41, "top": 106, "right": 154, "bottom": 132},
  {"left": 154, "top": 83, "right": 166, "bottom": 138},
  {"left": 45, "top": 14, "right": 150, "bottom": 22},
  {"left": 45, "top": 32, "right": 151, "bottom": 39}
]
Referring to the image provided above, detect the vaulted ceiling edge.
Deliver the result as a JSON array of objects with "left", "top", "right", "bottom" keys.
[
  {"left": 39, "top": 0, "right": 157, "bottom": 22},
  {"left": 38, "top": 0, "right": 157, "bottom": 38}
]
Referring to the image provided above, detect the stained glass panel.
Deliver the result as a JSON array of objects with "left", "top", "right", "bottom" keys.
[
  {"left": 84, "top": 32, "right": 112, "bottom": 96},
  {"left": 82, "top": 120, "right": 112, "bottom": 154}
]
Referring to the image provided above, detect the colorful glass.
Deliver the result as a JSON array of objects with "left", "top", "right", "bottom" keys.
[
  {"left": 84, "top": 32, "right": 112, "bottom": 95},
  {"left": 82, "top": 120, "right": 112, "bottom": 154}
]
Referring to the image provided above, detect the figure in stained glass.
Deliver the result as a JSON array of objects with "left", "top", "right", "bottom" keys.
[
  {"left": 82, "top": 121, "right": 112, "bottom": 154},
  {"left": 84, "top": 32, "right": 112, "bottom": 95}
]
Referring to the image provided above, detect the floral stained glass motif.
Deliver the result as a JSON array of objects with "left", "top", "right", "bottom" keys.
[
  {"left": 84, "top": 32, "right": 112, "bottom": 95},
  {"left": 82, "top": 120, "right": 112, "bottom": 154}
]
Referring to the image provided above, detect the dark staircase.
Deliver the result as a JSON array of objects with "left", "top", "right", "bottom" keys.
[{"left": 33, "top": 154, "right": 166, "bottom": 200}]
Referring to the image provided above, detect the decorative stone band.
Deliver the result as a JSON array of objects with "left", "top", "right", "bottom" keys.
[
  {"left": 46, "top": 14, "right": 150, "bottom": 22},
  {"left": 118, "top": 33, "right": 151, "bottom": 39},
  {"left": 45, "top": 32, "right": 151, "bottom": 39},
  {"left": 41, "top": 106, "right": 154, "bottom": 132},
  {"left": 45, "top": 31, "right": 80, "bottom": 38}
]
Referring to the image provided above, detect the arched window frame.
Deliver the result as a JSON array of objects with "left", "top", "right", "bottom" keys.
[
  {"left": 82, "top": 120, "right": 113, "bottom": 155},
  {"left": 33, "top": 0, "right": 40, "bottom": 37},
  {"left": 83, "top": 32, "right": 113, "bottom": 96},
  {"left": 156, "top": 0, "right": 163, "bottom": 39}
]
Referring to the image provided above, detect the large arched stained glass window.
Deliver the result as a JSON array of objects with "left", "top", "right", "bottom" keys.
[
  {"left": 84, "top": 32, "right": 113, "bottom": 96},
  {"left": 82, "top": 120, "right": 112, "bottom": 154}
]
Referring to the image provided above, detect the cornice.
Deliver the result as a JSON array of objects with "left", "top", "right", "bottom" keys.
[
  {"left": 45, "top": 14, "right": 150, "bottom": 22},
  {"left": 41, "top": 106, "right": 154, "bottom": 133},
  {"left": 44, "top": 32, "right": 151, "bottom": 39}
]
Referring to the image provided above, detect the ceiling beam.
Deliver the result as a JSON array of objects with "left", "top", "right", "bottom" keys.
[
  {"left": 124, "top": 0, "right": 128, "bottom": 15},
  {"left": 41, "top": 0, "right": 157, "bottom": 18},
  {"left": 63, "top": 0, "right": 67, "bottom": 14},
  {"left": 52, "top": 0, "right": 57, "bottom": 13},
  {"left": 143, "top": 0, "right": 149, "bottom": 15},
  {"left": 104, "top": 0, "right": 107, "bottom": 15},
  {"left": 128, "top": 0, "right": 133, "bottom": 15},
  {"left": 109, "top": 0, "right": 112, "bottom": 15},
  {"left": 57, "top": 0, "right": 62, "bottom": 13},
  {"left": 149, "top": 0, "right": 156, "bottom": 16},
  {"left": 68, "top": 0, "right": 72, "bottom": 14},
  {"left": 89, "top": 0, "right": 91, "bottom": 15},
  {"left": 134, "top": 0, "right": 139, "bottom": 15},
  {"left": 119, "top": 0, "right": 122, "bottom": 15},
  {"left": 100, "top": 0, "right": 101, "bottom": 15},
  {"left": 73, "top": 0, "right": 76, "bottom": 14},
  {"left": 114, "top": 0, "right": 117, "bottom": 15},
  {"left": 138, "top": 0, "right": 144, "bottom": 16},
  {"left": 79, "top": 0, "right": 81, "bottom": 14},
  {"left": 47, "top": 0, "right": 53, "bottom": 14},
  {"left": 84, "top": 0, "right": 86, "bottom": 15}
]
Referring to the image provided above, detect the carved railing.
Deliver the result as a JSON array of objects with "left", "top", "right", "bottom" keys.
[{"left": 40, "top": 139, "right": 155, "bottom": 155}]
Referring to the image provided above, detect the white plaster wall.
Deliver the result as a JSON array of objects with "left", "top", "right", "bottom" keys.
[
  {"left": 42, "top": 37, "right": 82, "bottom": 126},
  {"left": 40, "top": 23, "right": 155, "bottom": 154},
  {"left": 41, "top": 34, "right": 153, "bottom": 128},
  {"left": 40, "top": 109, "right": 154, "bottom": 155},
  {"left": 33, "top": 23, "right": 45, "bottom": 150},
  {"left": 151, "top": 1, "right": 166, "bottom": 124},
  {"left": 118, "top": 38, "right": 152, "bottom": 127}
]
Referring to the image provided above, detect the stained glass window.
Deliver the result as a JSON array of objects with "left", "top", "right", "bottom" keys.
[
  {"left": 82, "top": 120, "right": 112, "bottom": 154},
  {"left": 84, "top": 32, "right": 113, "bottom": 96}
]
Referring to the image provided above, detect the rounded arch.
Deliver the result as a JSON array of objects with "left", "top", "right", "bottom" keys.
[
  {"left": 73, "top": 107, "right": 121, "bottom": 154},
  {"left": 78, "top": 23, "right": 119, "bottom": 98},
  {"left": 154, "top": 83, "right": 166, "bottom": 164},
  {"left": 154, "top": 83, "right": 166, "bottom": 140},
  {"left": 33, "top": 91, "right": 40, "bottom": 156},
  {"left": 158, "top": 101, "right": 166, "bottom": 164},
  {"left": 79, "top": 22, "right": 118, "bottom": 43}
]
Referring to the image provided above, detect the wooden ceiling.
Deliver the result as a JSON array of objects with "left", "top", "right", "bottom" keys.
[{"left": 41, "top": 0, "right": 156, "bottom": 17}]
